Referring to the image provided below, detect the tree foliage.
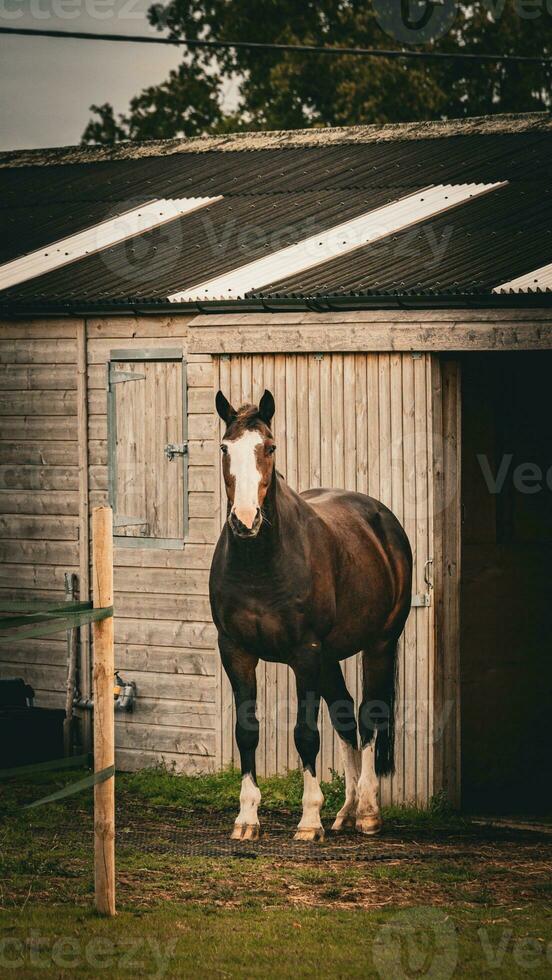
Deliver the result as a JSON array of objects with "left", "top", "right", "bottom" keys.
[{"left": 82, "top": 0, "right": 552, "bottom": 143}]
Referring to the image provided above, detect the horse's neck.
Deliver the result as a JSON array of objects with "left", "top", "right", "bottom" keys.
[
  {"left": 224, "top": 472, "right": 308, "bottom": 572},
  {"left": 265, "top": 471, "right": 309, "bottom": 536}
]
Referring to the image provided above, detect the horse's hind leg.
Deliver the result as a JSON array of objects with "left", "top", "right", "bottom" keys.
[
  {"left": 357, "top": 639, "right": 398, "bottom": 835},
  {"left": 219, "top": 637, "right": 261, "bottom": 841},
  {"left": 320, "top": 659, "right": 360, "bottom": 831},
  {"left": 291, "top": 648, "right": 325, "bottom": 842}
]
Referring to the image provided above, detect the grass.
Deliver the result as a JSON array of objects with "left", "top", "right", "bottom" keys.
[
  {"left": 0, "top": 763, "right": 471, "bottom": 829},
  {"left": 1, "top": 766, "right": 551, "bottom": 977},
  {"left": 88, "top": 764, "right": 469, "bottom": 827},
  {"left": 2, "top": 904, "right": 552, "bottom": 979}
]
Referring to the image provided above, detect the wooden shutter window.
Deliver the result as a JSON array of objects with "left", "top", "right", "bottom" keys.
[{"left": 108, "top": 350, "right": 187, "bottom": 547}]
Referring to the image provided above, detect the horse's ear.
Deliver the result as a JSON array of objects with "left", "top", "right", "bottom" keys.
[
  {"left": 258, "top": 389, "right": 275, "bottom": 425},
  {"left": 215, "top": 390, "right": 236, "bottom": 424}
]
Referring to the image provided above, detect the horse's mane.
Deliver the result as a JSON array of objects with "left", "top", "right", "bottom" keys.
[
  {"left": 230, "top": 403, "right": 272, "bottom": 436},
  {"left": 236, "top": 403, "right": 261, "bottom": 425}
]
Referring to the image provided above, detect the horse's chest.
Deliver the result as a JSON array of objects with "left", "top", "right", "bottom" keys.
[{"left": 225, "top": 593, "right": 305, "bottom": 659}]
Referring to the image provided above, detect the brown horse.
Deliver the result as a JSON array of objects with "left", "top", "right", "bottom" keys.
[{"left": 210, "top": 390, "right": 412, "bottom": 841}]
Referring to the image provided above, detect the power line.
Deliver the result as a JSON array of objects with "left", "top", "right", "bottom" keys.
[{"left": 0, "top": 25, "right": 551, "bottom": 64}]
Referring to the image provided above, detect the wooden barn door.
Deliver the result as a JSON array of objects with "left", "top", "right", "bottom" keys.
[{"left": 214, "top": 352, "right": 437, "bottom": 805}]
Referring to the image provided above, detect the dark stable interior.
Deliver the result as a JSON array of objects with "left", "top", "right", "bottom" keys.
[{"left": 461, "top": 351, "right": 552, "bottom": 815}]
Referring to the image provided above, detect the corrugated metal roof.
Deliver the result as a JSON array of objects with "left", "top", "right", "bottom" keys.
[
  {"left": 252, "top": 184, "right": 552, "bottom": 296},
  {"left": 1, "top": 115, "right": 552, "bottom": 309},
  {"left": 172, "top": 183, "right": 504, "bottom": 303},
  {"left": 0, "top": 198, "right": 220, "bottom": 291},
  {"left": 1, "top": 188, "right": 404, "bottom": 301}
]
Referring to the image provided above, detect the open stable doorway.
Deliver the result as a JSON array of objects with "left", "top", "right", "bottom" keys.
[{"left": 461, "top": 352, "right": 552, "bottom": 815}]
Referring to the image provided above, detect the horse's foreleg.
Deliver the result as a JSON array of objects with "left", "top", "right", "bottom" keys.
[
  {"left": 291, "top": 652, "right": 324, "bottom": 842},
  {"left": 219, "top": 638, "right": 261, "bottom": 840}
]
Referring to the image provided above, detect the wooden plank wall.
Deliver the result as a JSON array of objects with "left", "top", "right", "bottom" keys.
[
  {"left": 0, "top": 319, "right": 81, "bottom": 709},
  {"left": 190, "top": 308, "right": 552, "bottom": 356},
  {"left": 213, "top": 352, "right": 435, "bottom": 804},
  {"left": 85, "top": 317, "right": 217, "bottom": 773},
  {"left": 0, "top": 316, "right": 437, "bottom": 799},
  {"left": 0, "top": 316, "right": 218, "bottom": 774}
]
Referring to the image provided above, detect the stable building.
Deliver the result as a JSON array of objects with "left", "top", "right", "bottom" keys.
[{"left": 1, "top": 112, "right": 551, "bottom": 812}]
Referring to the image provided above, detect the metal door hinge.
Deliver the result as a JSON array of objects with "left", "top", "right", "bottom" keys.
[
  {"left": 114, "top": 515, "right": 148, "bottom": 529},
  {"left": 109, "top": 370, "right": 146, "bottom": 385},
  {"left": 165, "top": 442, "right": 188, "bottom": 461}
]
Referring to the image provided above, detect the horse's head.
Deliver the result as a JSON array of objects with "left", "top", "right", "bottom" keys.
[{"left": 215, "top": 389, "right": 276, "bottom": 538}]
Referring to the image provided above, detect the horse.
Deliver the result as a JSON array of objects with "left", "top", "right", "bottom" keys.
[{"left": 209, "top": 389, "right": 412, "bottom": 841}]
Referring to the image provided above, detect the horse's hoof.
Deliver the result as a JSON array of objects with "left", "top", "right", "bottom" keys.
[
  {"left": 331, "top": 813, "right": 356, "bottom": 832},
  {"left": 355, "top": 814, "right": 382, "bottom": 836},
  {"left": 231, "top": 823, "right": 260, "bottom": 841},
  {"left": 293, "top": 827, "right": 325, "bottom": 843}
]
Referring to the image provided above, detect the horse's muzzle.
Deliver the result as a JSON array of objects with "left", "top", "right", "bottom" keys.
[{"left": 229, "top": 508, "right": 262, "bottom": 538}]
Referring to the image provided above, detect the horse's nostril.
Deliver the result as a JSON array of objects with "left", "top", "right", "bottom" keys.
[{"left": 230, "top": 508, "right": 261, "bottom": 536}]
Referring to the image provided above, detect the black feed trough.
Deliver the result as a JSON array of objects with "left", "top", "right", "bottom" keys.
[{"left": 0, "top": 677, "right": 65, "bottom": 770}]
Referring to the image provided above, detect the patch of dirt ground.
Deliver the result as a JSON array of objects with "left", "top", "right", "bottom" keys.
[{"left": 2, "top": 806, "right": 552, "bottom": 912}]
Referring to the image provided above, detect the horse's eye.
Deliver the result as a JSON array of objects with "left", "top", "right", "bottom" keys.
[
  {"left": 268, "top": 445, "right": 276, "bottom": 455},
  {"left": 220, "top": 444, "right": 228, "bottom": 455}
]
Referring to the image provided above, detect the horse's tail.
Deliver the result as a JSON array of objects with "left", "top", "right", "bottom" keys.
[
  {"left": 375, "top": 640, "right": 398, "bottom": 777},
  {"left": 360, "top": 508, "right": 411, "bottom": 776},
  {"left": 360, "top": 639, "right": 398, "bottom": 777}
]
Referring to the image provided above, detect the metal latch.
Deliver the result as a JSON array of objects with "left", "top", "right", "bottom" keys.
[
  {"left": 412, "top": 593, "right": 431, "bottom": 607},
  {"left": 411, "top": 558, "right": 433, "bottom": 608},
  {"left": 164, "top": 442, "right": 188, "bottom": 461}
]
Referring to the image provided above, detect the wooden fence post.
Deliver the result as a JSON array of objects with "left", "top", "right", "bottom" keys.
[{"left": 92, "top": 505, "right": 115, "bottom": 917}]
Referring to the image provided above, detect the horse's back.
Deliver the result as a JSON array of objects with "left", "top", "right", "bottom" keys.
[{"left": 301, "top": 487, "right": 404, "bottom": 541}]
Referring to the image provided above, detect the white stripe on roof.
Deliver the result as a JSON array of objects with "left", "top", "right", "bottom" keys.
[
  {"left": 493, "top": 262, "right": 552, "bottom": 293},
  {"left": 0, "top": 196, "right": 222, "bottom": 292},
  {"left": 168, "top": 182, "right": 505, "bottom": 302}
]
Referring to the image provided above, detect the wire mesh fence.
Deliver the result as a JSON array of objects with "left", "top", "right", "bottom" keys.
[{"left": 4, "top": 801, "right": 550, "bottom": 865}]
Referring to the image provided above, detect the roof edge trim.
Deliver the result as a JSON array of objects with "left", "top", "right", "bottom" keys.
[
  {"left": 2, "top": 290, "right": 552, "bottom": 318},
  {"left": 1, "top": 113, "right": 550, "bottom": 169}
]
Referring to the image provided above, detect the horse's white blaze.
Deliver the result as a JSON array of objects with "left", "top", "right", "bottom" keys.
[
  {"left": 235, "top": 773, "right": 261, "bottom": 827},
  {"left": 297, "top": 770, "right": 324, "bottom": 830},
  {"left": 225, "top": 430, "right": 263, "bottom": 528},
  {"left": 357, "top": 742, "right": 380, "bottom": 818}
]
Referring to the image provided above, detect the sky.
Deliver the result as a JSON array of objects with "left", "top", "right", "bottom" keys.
[{"left": 0, "top": 0, "right": 186, "bottom": 150}]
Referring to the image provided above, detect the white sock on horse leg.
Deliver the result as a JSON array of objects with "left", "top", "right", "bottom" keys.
[
  {"left": 332, "top": 739, "right": 360, "bottom": 829},
  {"left": 356, "top": 742, "right": 382, "bottom": 834},
  {"left": 297, "top": 769, "right": 324, "bottom": 830},
  {"left": 341, "top": 739, "right": 361, "bottom": 805},
  {"left": 235, "top": 773, "right": 261, "bottom": 827}
]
